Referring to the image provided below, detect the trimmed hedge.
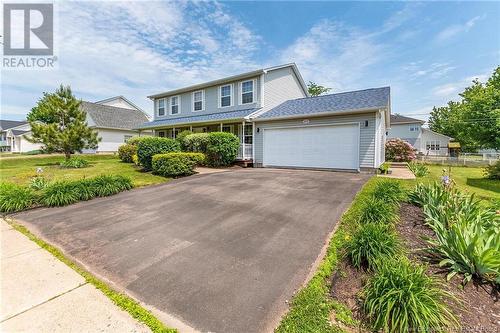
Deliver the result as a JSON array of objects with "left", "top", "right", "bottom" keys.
[
  {"left": 118, "top": 143, "right": 137, "bottom": 163},
  {"left": 137, "top": 137, "right": 181, "bottom": 171},
  {"left": 183, "top": 133, "right": 209, "bottom": 153},
  {"left": 152, "top": 152, "right": 205, "bottom": 177},
  {"left": 176, "top": 130, "right": 194, "bottom": 150},
  {"left": 126, "top": 136, "right": 149, "bottom": 146},
  {"left": 205, "top": 132, "right": 239, "bottom": 167}
]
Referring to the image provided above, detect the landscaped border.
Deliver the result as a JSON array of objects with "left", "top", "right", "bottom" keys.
[
  {"left": 275, "top": 177, "right": 385, "bottom": 332},
  {"left": 5, "top": 218, "right": 177, "bottom": 333}
]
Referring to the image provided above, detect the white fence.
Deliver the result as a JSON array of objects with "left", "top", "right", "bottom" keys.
[{"left": 416, "top": 153, "right": 499, "bottom": 167}]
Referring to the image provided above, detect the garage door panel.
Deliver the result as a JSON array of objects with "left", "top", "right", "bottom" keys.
[{"left": 263, "top": 124, "right": 359, "bottom": 170}]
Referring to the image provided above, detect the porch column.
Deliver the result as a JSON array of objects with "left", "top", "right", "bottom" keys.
[
  {"left": 190, "top": 125, "right": 193, "bottom": 132},
  {"left": 242, "top": 121, "right": 246, "bottom": 160},
  {"left": 173, "top": 127, "right": 176, "bottom": 139},
  {"left": 220, "top": 123, "right": 223, "bottom": 131}
]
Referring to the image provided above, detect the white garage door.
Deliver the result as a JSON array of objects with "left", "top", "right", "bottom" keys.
[{"left": 263, "top": 124, "right": 360, "bottom": 170}]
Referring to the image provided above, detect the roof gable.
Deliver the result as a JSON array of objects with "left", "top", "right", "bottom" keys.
[
  {"left": 0, "top": 120, "right": 27, "bottom": 131},
  {"left": 81, "top": 101, "right": 149, "bottom": 130},
  {"left": 390, "top": 114, "right": 425, "bottom": 125}
]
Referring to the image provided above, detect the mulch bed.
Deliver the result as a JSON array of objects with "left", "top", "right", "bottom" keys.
[{"left": 329, "top": 202, "right": 500, "bottom": 332}]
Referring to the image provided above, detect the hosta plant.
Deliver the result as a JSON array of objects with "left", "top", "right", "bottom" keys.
[{"left": 363, "top": 258, "right": 457, "bottom": 333}]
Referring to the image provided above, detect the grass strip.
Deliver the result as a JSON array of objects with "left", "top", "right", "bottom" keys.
[{"left": 7, "top": 220, "right": 177, "bottom": 333}]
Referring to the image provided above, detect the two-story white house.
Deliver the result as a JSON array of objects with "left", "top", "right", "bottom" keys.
[
  {"left": 137, "top": 63, "right": 391, "bottom": 172},
  {"left": 387, "top": 114, "right": 452, "bottom": 156}
]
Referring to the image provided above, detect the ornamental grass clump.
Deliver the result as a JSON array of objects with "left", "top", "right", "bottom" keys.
[
  {"left": 91, "top": 175, "right": 133, "bottom": 197},
  {"left": 59, "top": 157, "right": 89, "bottom": 168},
  {"left": 407, "top": 161, "right": 429, "bottom": 177},
  {"left": 346, "top": 223, "right": 401, "bottom": 270},
  {"left": 371, "top": 180, "right": 405, "bottom": 205},
  {"left": 358, "top": 197, "right": 399, "bottom": 225},
  {"left": 363, "top": 258, "right": 457, "bottom": 333},
  {"left": 42, "top": 180, "right": 80, "bottom": 207},
  {"left": 0, "top": 182, "right": 37, "bottom": 213}
]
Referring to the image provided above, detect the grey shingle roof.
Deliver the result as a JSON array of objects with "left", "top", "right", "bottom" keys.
[
  {"left": 136, "top": 108, "right": 259, "bottom": 129},
  {"left": 256, "top": 87, "right": 390, "bottom": 120},
  {"left": 390, "top": 114, "right": 425, "bottom": 124},
  {"left": 11, "top": 129, "right": 29, "bottom": 136},
  {"left": 81, "top": 101, "right": 149, "bottom": 130},
  {"left": 0, "top": 120, "right": 27, "bottom": 130}
]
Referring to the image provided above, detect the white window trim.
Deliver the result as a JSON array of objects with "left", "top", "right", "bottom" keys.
[
  {"left": 157, "top": 98, "right": 166, "bottom": 117},
  {"left": 218, "top": 84, "right": 233, "bottom": 108},
  {"left": 239, "top": 79, "right": 256, "bottom": 105},
  {"left": 426, "top": 140, "right": 441, "bottom": 151},
  {"left": 192, "top": 90, "right": 205, "bottom": 112},
  {"left": 409, "top": 124, "right": 419, "bottom": 132},
  {"left": 170, "top": 95, "right": 181, "bottom": 115}
]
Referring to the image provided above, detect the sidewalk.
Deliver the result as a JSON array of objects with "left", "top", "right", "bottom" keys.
[{"left": 1, "top": 219, "right": 150, "bottom": 333}]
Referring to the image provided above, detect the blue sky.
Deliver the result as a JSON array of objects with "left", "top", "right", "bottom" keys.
[{"left": 1, "top": 1, "right": 499, "bottom": 124}]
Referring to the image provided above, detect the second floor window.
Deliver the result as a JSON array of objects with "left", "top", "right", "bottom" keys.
[
  {"left": 409, "top": 124, "right": 419, "bottom": 132},
  {"left": 220, "top": 84, "right": 232, "bottom": 107},
  {"left": 241, "top": 80, "right": 254, "bottom": 104},
  {"left": 157, "top": 98, "right": 166, "bottom": 116},
  {"left": 170, "top": 96, "right": 179, "bottom": 115},
  {"left": 193, "top": 90, "right": 204, "bottom": 111}
]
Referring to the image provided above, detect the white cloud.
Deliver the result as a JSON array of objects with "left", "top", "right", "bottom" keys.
[
  {"left": 433, "top": 83, "right": 460, "bottom": 97},
  {"left": 435, "top": 15, "right": 483, "bottom": 42},
  {"left": 406, "top": 62, "right": 456, "bottom": 80}
]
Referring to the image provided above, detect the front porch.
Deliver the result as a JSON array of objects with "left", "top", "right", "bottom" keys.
[{"left": 153, "top": 121, "right": 254, "bottom": 161}]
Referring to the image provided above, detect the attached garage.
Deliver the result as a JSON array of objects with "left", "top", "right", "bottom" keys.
[{"left": 262, "top": 123, "right": 360, "bottom": 170}]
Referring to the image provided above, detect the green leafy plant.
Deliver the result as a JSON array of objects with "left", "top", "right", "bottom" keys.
[
  {"left": 372, "top": 180, "right": 405, "bottom": 205},
  {"left": 346, "top": 223, "right": 401, "bottom": 270},
  {"left": 176, "top": 130, "right": 193, "bottom": 150},
  {"left": 363, "top": 258, "right": 457, "bottom": 333},
  {"left": 407, "top": 161, "right": 429, "bottom": 177},
  {"left": 42, "top": 180, "right": 81, "bottom": 206},
  {"left": 29, "top": 176, "right": 48, "bottom": 190},
  {"left": 91, "top": 175, "right": 133, "bottom": 197},
  {"left": 0, "top": 182, "right": 37, "bottom": 213},
  {"left": 59, "top": 157, "right": 89, "bottom": 168},
  {"left": 136, "top": 137, "right": 181, "bottom": 171},
  {"left": 379, "top": 162, "right": 391, "bottom": 174},
  {"left": 358, "top": 197, "right": 398, "bottom": 224},
  {"left": 484, "top": 161, "right": 500, "bottom": 180},
  {"left": 152, "top": 152, "right": 205, "bottom": 177},
  {"left": 385, "top": 138, "right": 416, "bottom": 162},
  {"left": 126, "top": 136, "right": 148, "bottom": 146},
  {"left": 118, "top": 143, "right": 137, "bottom": 163},
  {"left": 205, "top": 132, "right": 239, "bottom": 167},
  {"left": 183, "top": 133, "right": 210, "bottom": 153}
]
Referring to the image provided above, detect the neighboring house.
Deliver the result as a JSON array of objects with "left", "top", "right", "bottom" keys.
[
  {"left": 81, "top": 96, "right": 152, "bottom": 153},
  {"left": 1, "top": 96, "right": 151, "bottom": 154},
  {"left": 387, "top": 114, "right": 452, "bottom": 156},
  {"left": 0, "top": 120, "right": 42, "bottom": 153},
  {"left": 137, "top": 63, "right": 390, "bottom": 171}
]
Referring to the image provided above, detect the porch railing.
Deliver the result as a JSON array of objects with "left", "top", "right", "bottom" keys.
[{"left": 237, "top": 143, "right": 253, "bottom": 160}]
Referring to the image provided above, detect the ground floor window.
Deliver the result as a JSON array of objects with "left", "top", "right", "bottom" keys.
[
  {"left": 426, "top": 140, "right": 440, "bottom": 151},
  {"left": 158, "top": 131, "right": 165, "bottom": 137},
  {"left": 244, "top": 124, "right": 253, "bottom": 144},
  {"left": 124, "top": 135, "right": 133, "bottom": 142}
]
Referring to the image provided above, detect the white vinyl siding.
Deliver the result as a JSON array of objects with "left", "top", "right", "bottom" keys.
[{"left": 254, "top": 112, "right": 377, "bottom": 168}]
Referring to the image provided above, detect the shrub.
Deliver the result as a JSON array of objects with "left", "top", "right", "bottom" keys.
[
  {"left": 118, "top": 144, "right": 137, "bottom": 163},
  {"left": 379, "top": 162, "right": 391, "bottom": 174},
  {"left": 29, "top": 176, "right": 48, "bottom": 190},
  {"left": 363, "top": 258, "right": 457, "bottom": 333},
  {"left": 136, "top": 137, "right": 181, "bottom": 171},
  {"left": 0, "top": 183, "right": 37, "bottom": 213},
  {"left": 205, "top": 132, "right": 239, "bottom": 167},
  {"left": 90, "top": 175, "right": 133, "bottom": 197},
  {"left": 371, "top": 180, "right": 405, "bottom": 205},
  {"left": 176, "top": 130, "right": 193, "bottom": 150},
  {"left": 126, "top": 136, "right": 149, "bottom": 146},
  {"left": 346, "top": 223, "right": 401, "bottom": 270},
  {"left": 42, "top": 181, "right": 81, "bottom": 206},
  {"left": 183, "top": 133, "right": 210, "bottom": 153},
  {"left": 152, "top": 152, "right": 205, "bottom": 177},
  {"left": 358, "top": 197, "right": 398, "bottom": 224},
  {"left": 59, "top": 157, "right": 89, "bottom": 168},
  {"left": 407, "top": 161, "right": 429, "bottom": 177},
  {"left": 22, "top": 149, "right": 42, "bottom": 155},
  {"left": 385, "top": 138, "right": 416, "bottom": 162},
  {"left": 484, "top": 161, "right": 500, "bottom": 180}
]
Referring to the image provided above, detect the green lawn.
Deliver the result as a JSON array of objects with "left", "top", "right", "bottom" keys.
[
  {"left": 0, "top": 154, "right": 168, "bottom": 187},
  {"left": 420, "top": 165, "right": 499, "bottom": 204}
]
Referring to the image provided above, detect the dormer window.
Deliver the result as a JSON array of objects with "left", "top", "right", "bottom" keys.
[
  {"left": 409, "top": 124, "right": 419, "bottom": 132},
  {"left": 170, "top": 96, "right": 180, "bottom": 115},
  {"left": 219, "top": 84, "right": 232, "bottom": 108},
  {"left": 192, "top": 90, "right": 204, "bottom": 112},
  {"left": 157, "top": 98, "right": 166, "bottom": 116},
  {"left": 241, "top": 80, "right": 254, "bottom": 104}
]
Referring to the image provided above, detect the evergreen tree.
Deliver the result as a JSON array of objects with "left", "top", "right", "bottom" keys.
[{"left": 27, "top": 85, "right": 100, "bottom": 159}]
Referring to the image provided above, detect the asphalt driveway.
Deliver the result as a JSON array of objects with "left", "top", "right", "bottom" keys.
[{"left": 14, "top": 168, "right": 369, "bottom": 333}]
